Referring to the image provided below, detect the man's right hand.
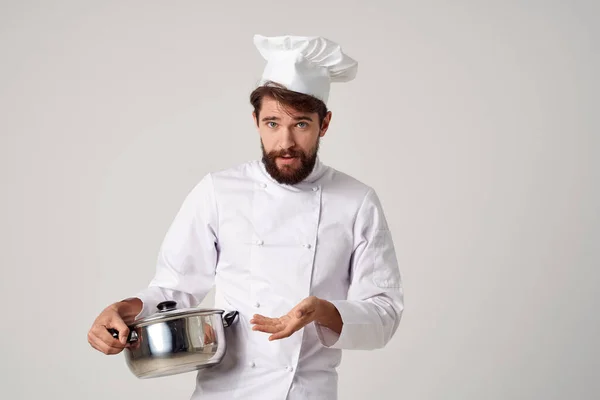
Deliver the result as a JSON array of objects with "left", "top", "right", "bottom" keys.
[{"left": 88, "top": 298, "right": 142, "bottom": 355}]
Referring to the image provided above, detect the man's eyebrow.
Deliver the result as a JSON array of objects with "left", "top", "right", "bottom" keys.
[
  {"left": 294, "top": 116, "right": 313, "bottom": 122},
  {"left": 261, "top": 115, "right": 313, "bottom": 122}
]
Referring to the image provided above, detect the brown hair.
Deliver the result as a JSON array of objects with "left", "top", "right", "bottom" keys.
[{"left": 250, "top": 81, "right": 329, "bottom": 126}]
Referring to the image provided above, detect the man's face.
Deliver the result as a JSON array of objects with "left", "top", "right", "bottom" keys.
[{"left": 254, "top": 96, "right": 331, "bottom": 185}]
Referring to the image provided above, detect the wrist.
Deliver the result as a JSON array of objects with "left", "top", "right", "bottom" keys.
[{"left": 315, "top": 298, "right": 339, "bottom": 327}]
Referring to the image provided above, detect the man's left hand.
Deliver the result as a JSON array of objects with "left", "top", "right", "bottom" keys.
[{"left": 250, "top": 296, "right": 342, "bottom": 341}]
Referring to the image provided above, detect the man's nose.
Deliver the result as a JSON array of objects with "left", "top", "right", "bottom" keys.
[{"left": 279, "top": 129, "right": 295, "bottom": 150}]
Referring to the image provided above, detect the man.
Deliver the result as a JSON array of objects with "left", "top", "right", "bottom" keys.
[{"left": 88, "top": 34, "right": 404, "bottom": 399}]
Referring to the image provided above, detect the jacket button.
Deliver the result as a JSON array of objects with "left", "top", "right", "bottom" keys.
[
  {"left": 304, "top": 244, "right": 312, "bottom": 249},
  {"left": 260, "top": 183, "right": 267, "bottom": 188},
  {"left": 250, "top": 361, "right": 256, "bottom": 368},
  {"left": 312, "top": 187, "right": 319, "bottom": 192},
  {"left": 286, "top": 366, "right": 294, "bottom": 372},
  {"left": 256, "top": 240, "right": 264, "bottom": 246},
  {"left": 254, "top": 302, "right": 260, "bottom": 308}
]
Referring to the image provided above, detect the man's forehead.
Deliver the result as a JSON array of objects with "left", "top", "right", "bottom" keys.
[{"left": 260, "top": 98, "right": 314, "bottom": 118}]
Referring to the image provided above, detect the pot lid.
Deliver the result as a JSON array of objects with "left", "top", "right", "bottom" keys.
[{"left": 131, "top": 300, "right": 224, "bottom": 327}]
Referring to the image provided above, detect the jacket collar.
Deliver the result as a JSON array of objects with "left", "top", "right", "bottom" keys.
[{"left": 258, "top": 156, "right": 327, "bottom": 186}]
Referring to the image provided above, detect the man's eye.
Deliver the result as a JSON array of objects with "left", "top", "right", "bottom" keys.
[
  {"left": 297, "top": 122, "right": 308, "bottom": 128},
  {"left": 267, "top": 122, "right": 277, "bottom": 128}
]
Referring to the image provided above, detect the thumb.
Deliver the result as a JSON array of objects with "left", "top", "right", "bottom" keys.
[
  {"left": 111, "top": 317, "right": 130, "bottom": 346},
  {"left": 297, "top": 297, "right": 320, "bottom": 319},
  {"left": 295, "top": 303, "right": 311, "bottom": 319}
]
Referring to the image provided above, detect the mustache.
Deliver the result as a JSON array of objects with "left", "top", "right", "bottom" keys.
[{"left": 268, "top": 148, "right": 304, "bottom": 158}]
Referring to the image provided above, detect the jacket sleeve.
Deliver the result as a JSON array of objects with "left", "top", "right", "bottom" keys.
[
  {"left": 131, "top": 173, "right": 219, "bottom": 320},
  {"left": 315, "top": 188, "right": 404, "bottom": 350}
]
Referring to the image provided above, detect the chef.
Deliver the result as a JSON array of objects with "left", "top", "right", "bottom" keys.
[{"left": 88, "top": 34, "right": 404, "bottom": 399}]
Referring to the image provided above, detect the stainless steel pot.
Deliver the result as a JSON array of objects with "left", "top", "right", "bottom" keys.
[{"left": 108, "top": 300, "right": 238, "bottom": 379}]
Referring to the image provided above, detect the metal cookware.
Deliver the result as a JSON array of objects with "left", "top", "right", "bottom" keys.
[{"left": 108, "top": 300, "right": 238, "bottom": 379}]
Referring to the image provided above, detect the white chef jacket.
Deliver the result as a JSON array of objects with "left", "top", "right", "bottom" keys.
[{"left": 134, "top": 158, "right": 403, "bottom": 400}]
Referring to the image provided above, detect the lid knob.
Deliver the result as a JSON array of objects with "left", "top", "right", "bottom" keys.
[{"left": 157, "top": 300, "right": 177, "bottom": 312}]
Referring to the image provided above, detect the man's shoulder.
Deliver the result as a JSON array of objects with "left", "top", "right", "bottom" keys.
[
  {"left": 326, "top": 165, "right": 374, "bottom": 200},
  {"left": 201, "top": 160, "right": 260, "bottom": 184},
  {"left": 183, "top": 161, "right": 257, "bottom": 198}
]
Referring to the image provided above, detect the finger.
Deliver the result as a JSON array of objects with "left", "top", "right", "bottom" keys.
[
  {"left": 252, "top": 324, "right": 284, "bottom": 334},
  {"left": 296, "top": 298, "right": 311, "bottom": 314},
  {"left": 88, "top": 331, "right": 123, "bottom": 355},
  {"left": 251, "top": 314, "right": 277, "bottom": 322},
  {"left": 89, "top": 331, "right": 123, "bottom": 354},
  {"left": 295, "top": 303, "right": 316, "bottom": 319},
  {"left": 250, "top": 315, "right": 276, "bottom": 325},
  {"left": 269, "top": 319, "right": 305, "bottom": 340},
  {"left": 88, "top": 331, "right": 104, "bottom": 352},
  {"left": 294, "top": 307, "right": 314, "bottom": 319},
  {"left": 92, "top": 325, "right": 127, "bottom": 349},
  {"left": 269, "top": 327, "right": 295, "bottom": 341},
  {"left": 108, "top": 318, "right": 131, "bottom": 346},
  {"left": 89, "top": 335, "right": 115, "bottom": 355},
  {"left": 204, "top": 327, "right": 215, "bottom": 344},
  {"left": 295, "top": 303, "right": 309, "bottom": 318},
  {"left": 127, "top": 337, "right": 141, "bottom": 350}
]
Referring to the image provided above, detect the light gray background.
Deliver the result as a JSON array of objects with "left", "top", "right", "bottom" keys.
[{"left": 1, "top": 1, "right": 598, "bottom": 399}]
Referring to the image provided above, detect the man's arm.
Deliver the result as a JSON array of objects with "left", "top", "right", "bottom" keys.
[
  {"left": 133, "top": 173, "right": 219, "bottom": 319},
  {"left": 88, "top": 174, "right": 219, "bottom": 354},
  {"left": 315, "top": 188, "right": 404, "bottom": 350},
  {"left": 315, "top": 298, "right": 343, "bottom": 335}
]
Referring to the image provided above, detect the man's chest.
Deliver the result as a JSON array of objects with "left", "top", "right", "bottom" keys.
[{"left": 214, "top": 183, "right": 355, "bottom": 304}]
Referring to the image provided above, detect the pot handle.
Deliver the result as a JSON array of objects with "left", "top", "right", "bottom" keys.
[
  {"left": 107, "top": 328, "right": 138, "bottom": 343},
  {"left": 223, "top": 311, "right": 239, "bottom": 328}
]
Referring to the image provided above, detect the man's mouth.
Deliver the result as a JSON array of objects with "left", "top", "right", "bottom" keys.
[{"left": 277, "top": 155, "right": 299, "bottom": 165}]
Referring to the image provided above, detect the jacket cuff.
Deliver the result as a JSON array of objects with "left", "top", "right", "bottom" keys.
[
  {"left": 130, "top": 288, "right": 166, "bottom": 320},
  {"left": 315, "top": 323, "right": 341, "bottom": 347},
  {"left": 315, "top": 300, "right": 383, "bottom": 349}
]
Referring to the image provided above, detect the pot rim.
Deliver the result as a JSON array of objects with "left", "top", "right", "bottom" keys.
[{"left": 130, "top": 307, "right": 225, "bottom": 328}]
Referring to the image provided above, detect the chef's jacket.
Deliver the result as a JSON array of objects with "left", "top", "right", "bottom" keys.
[{"left": 134, "top": 158, "right": 404, "bottom": 399}]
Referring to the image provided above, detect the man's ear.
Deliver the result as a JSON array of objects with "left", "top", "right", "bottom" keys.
[
  {"left": 319, "top": 111, "right": 332, "bottom": 137},
  {"left": 252, "top": 111, "right": 258, "bottom": 126}
]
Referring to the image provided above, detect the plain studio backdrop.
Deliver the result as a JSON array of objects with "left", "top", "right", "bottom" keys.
[{"left": 1, "top": 1, "right": 598, "bottom": 399}]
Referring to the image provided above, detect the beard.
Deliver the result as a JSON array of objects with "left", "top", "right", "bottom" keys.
[{"left": 261, "top": 138, "right": 320, "bottom": 185}]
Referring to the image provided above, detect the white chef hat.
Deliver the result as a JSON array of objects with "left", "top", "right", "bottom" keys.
[{"left": 253, "top": 34, "right": 358, "bottom": 105}]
